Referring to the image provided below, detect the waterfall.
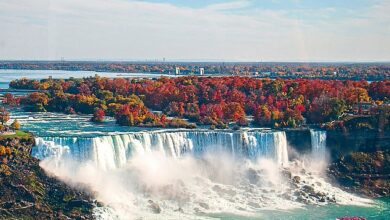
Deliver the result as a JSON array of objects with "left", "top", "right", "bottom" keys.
[
  {"left": 310, "top": 129, "right": 327, "bottom": 160},
  {"left": 33, "top": 130, "right": 289, "bottom": 170}
]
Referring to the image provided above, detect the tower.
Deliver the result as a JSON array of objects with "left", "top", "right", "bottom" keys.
[{"left": 199, "top": 68, "right": 204, "bottom": 75}]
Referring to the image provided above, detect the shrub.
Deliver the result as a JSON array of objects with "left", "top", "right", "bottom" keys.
[{"left": 11, "top": 119, "right": 21, "bottom": 130}]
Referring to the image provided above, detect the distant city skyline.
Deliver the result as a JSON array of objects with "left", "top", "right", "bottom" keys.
[{"left": 1, "top": 0, "right": 389, "bottom": 61}]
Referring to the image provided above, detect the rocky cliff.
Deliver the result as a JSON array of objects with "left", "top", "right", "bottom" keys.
[
  {"left": 329, "top": 150, "right": 390, "bottom": 198},
  {"left": 0, "top": 134, "right": 95, "bottom": 219},
  {"left": 286, "top": 129, "right": 390, "bottom": 161},
  {"left": 286, "top": 129, "right": 390, "bottom": 198},
  {"left": 326, "top": 130, "right": 390, "bottom": 159}
]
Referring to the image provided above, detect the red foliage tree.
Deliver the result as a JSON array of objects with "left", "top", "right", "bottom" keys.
[{"left": 91, "top": 108, "right": 105, "bottom": 122}]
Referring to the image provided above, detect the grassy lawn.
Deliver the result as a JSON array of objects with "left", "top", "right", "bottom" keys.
[{"left": 0, "top": 130, "right": 31, "bottom": 139}]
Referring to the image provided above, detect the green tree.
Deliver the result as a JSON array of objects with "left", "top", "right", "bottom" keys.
[
  {"left": 309, "top": 96, "right": 346, "bottom": 123},
  {"left": 328, "top": 98, "right": 346, "bottom": 121}
]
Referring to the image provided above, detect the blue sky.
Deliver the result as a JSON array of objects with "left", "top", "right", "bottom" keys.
[
  {"left": 137, "top": 0, "right": 378, "bottom": 23},
  {"left": 0, "top": 0, "right": 389, "bottom": 61},
  {"left": 145, "top": 0, "right": 373, "bottom": 9}
]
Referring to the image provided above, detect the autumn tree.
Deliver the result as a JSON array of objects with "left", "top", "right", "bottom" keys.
[
  {"left": 254, "top": 105, "right": 272, "bottom": 126},
  {"left": 165, "top": 102, "right": 185, "bottom": 117},
  {"left": 11, "top": 119, "right": 21, "bottom": 130},
  {"left": 91, "top": 108, "right": 105, "bottom": 122},
  {"left": 21, "top": 92, "right": 49, "bottom": 112},
  {"left": 369, "top": 80, "right": 390, "bottom": 101},
  {"left": 0, "top": 107, "right": 10, "bottom": 125},
  {"left": 3, "top": 93, "right": 19, "bottom": 106},
  {"left": 10, "top": 76, "right": 389, "bottom": 129},
  {"left": 344, "top": 87, "right": 370, "bottom": 105},
  {"left": 223, "top": 102, "right": 245, "bottom": 122},
  {"left": 77, "top": 83, "right": 92, "bottom": 95},
  {"left": 309, "top": 95, "right": 346, "bottom": 123}
]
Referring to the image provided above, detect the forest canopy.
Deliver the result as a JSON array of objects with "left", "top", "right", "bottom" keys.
[{"left": 8, "top": 76, "right": 390, "bottom": 129}]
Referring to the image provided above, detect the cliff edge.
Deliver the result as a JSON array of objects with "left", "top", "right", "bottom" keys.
[
  {"left": 329, "top": 150, "right": 390, "bottom": 198},
  {"left": 0, "top": 133, "right": 95, "bottom": 219}
]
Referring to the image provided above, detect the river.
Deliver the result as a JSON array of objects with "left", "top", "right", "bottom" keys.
[
  {"left": 0, "top": 69, "right": 177, "bottom": 89},
  {"left": 4, "top": 109, "right": 388, "bottom": 219},
  {"left": 2, "top": 70, "right": 389, "bottom": 219}
]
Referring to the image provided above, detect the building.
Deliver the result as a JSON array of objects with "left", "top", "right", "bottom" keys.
[
  {"left": 175, "top": 67, "right": 180, "bottom": 75},
  {"left": 199, "top": 68, "right": 204, "bottom": 75},
  {"left": 261, "top": 72, "right": 271, "bottom": 77}
]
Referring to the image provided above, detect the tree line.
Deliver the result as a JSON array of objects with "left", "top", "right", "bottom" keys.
[{"left": 5, "top": 76, "right": 390, "bottom": 129}]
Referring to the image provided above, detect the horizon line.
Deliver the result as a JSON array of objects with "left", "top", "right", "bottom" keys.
[{"left": 1, "top": 59, "right": 390, "bottom": 64}]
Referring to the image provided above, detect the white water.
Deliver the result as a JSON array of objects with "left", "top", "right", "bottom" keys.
[
  {"left": 310, "top": 129, "right": 327, "bottom": 161},
  {"left": 34, "top": 130, "right": 289, "bottom": 170},
  {"left": 34, "top": 129, "right": 373, "bottom": 220}
]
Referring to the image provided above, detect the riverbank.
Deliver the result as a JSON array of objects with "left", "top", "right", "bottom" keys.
[{"left": 0, "top": 133, "right": 95, "bottom": 219}]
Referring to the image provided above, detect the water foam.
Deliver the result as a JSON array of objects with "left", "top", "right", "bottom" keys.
[
  {"left": 310, "top": 129, "right": 327, "bottom": 160},
  {"left": 35, "top": 130, "right": 373, "bottom": 220},
  {"left": 34, "top": 130, "right": 289, "bottom": 170}
]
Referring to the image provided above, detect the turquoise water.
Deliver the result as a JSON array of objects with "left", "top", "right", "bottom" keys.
[
  {"left": 9, "top": 108, "right": 148, "bottom": 137},
  {"left": 0, "top": 82, "right": 9, "bottom": 89},
  {"left": 208, "top": 198, "right": 390, "bottom": 219}
]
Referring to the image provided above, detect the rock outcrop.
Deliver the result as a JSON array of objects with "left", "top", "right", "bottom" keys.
[
  {"left": 329, "top": 150, "right": 390, "bottom": 198},
  {"left": 0, "top": 134, "right": 95, "bottom": 219}
]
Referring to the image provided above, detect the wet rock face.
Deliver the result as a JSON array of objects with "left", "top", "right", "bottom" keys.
[
  {"left": 302, "top": 185, "right": 315, "bottom": 194},
  {"left": 326, "top": 130, "right": 390, "bottom": 160},
  {"left": 198, "top": 202, "right": 209, "bottom": 210},
  {"left": 148, "top": 200, "right": 161, "bottom": 214},
  {"left": 212, "top": 185, "right": 236, "bottom": 197},
  {"left": 281, "top": 169, "right": 292, "bottom": 179},
  {"left": 246, "top": 168, "right": 261, "bottom": 184},
  {"left": 285, "top": 129, "right": 312, "bottom": 156},
  {"left": 329, "top": 150, "right": 390, "bottom": 198},
  {"left": 0, "top": 136, "right": 94, "bottom": 219},
  {"left": 286, "top": 129, "right": 390, "bottom": 162},
  {"left": 292, "top": 176, "right": 301, "bottom": 183}
]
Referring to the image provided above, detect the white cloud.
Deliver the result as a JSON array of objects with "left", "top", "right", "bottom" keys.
[
  {"left": 0, "top": 0, "right": 389, "bottom": 61},
  {"left": 204, "top": 0, "right": 251, "bottom": 11}
]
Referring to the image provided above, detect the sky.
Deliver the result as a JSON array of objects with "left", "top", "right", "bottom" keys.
[{"left": 0, "top": 0, "right": 389, "bottom": 62}]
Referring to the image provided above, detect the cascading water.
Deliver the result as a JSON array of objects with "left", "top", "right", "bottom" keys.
[
  {"left": 33, "top": 130, "right": 289, "bottom": 170},
  {"left": 34, "top": 129, "right": 373, "bottom": 220},
  {"left": 310, "top": 129, "right": 327, "bottom": 160}
]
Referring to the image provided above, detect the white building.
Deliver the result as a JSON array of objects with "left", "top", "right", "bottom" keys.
[
  {"left": 175, "top": 67, "right": 180, "bottom": 75},
  {"left": 199, "top": 68, "right": 204, "bottom": 75}
]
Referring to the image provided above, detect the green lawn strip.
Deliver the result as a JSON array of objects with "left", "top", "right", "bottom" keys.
[{"left": 0, "top": 130, "right": 30, "bottom": 139}]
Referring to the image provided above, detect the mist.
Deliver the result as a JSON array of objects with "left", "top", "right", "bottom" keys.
[{"left": 39, "top": 141, "right": 372, "bottom": 220}]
